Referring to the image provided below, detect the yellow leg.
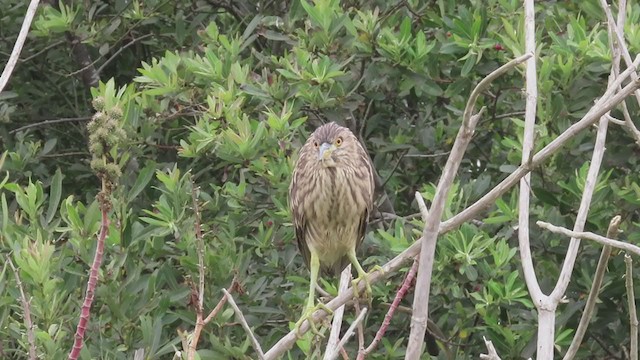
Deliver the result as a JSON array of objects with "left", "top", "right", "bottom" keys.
[
  {"left": 347, "top": 249, "right": 373, "bottom": 299},
  {"left": 294, "top": 252, "right": 332, "bottom": 335}
]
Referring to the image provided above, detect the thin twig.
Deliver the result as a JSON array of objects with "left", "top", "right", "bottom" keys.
[
  {"left": 95, "top": 34, "right": 153, "bottom": 75},
  {"left": 563, "top": 216, "right": 621, "bottom": 360},
  {"left": 0, "top": 0, "right": 40, "bottom": 94},
  {"left": 358, "top": 260, "right": 418, "bottom": 359},
  {"left": 223, "top": 288, "right": 265, "bottom": 360},
  {"left": 7, "top": 256, "right": 37, "bottom": 360},
  {"left": 334, "top": 307, "right": 368, "bottom": 358},
  {"left": 626, "top": 254, "right": 638, "bottom": 360},
  {"left": 536, "top": 221, "right": 640, "bottom": 256},
  {"left": 9, "top": 117, "right": 93, "bottom": 134},
  {"left": 187, "top": 179, "right": 206, "bottom": 360}
]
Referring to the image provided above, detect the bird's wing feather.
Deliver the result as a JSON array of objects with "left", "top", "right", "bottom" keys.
[{"left": 290, "top": 164, "right": 312, "bottom": 269}]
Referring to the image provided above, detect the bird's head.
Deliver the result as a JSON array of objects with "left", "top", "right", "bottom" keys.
[{"left": 307, "top": 122, "right": 357, "bottom": 168}]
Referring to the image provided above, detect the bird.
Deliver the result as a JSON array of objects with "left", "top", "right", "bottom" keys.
[{"left": 289, "top": 121, "right": 376, "bottom": 330}]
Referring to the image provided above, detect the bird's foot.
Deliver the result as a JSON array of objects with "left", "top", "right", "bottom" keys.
[
  {"left": 294, "top": 302, "right": 333, "bottom": 337},
  {"left": 352, "top": 265, "right": 384, "bottom": 300},
  {"left": 351, "top": 274, "right": 373, "bottom": 300},
  {"left": 368, "top": 264, "right": 385, "bottom": 276}
]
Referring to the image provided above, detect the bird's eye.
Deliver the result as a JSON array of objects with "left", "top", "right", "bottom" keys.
[
  {"left": 336, "top": 137, "right": 343, "bottom": 146},
  {"left": 313, "top": 141, "right": 319, "bottom": 148}
]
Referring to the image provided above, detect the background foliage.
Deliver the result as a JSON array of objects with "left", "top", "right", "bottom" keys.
[{"left": 1, "top": 0, "right": 639, "bottom": 358}]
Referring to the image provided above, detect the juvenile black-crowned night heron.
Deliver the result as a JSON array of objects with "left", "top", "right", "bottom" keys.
[{"left": 289, "top": 122, "right": 375, "bottom": 329}]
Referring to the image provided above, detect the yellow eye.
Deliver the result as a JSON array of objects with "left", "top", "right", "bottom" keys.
[{"left": 335, "top": 137, "right": 343, "bottom": 146}]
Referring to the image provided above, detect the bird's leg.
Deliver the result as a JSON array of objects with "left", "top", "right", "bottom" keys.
[
  {"left": 347, "top": 249, "right": 373, "bottom": 300},
  {"left": 294, "top": 252, "right": 333, "bottom": 336}
]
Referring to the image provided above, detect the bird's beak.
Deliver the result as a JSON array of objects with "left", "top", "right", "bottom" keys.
[{"left": 318, "top": 142, "right": 335, "bottom": 161}]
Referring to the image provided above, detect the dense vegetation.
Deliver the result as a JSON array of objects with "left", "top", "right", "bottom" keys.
[{"left": 1, "top": 0, "right": 639, "bottom": 358}]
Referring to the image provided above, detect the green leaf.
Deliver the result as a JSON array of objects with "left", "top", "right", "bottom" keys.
[
  {"left": 128, "top": 163, "right": 156, "bottom": 202},
  {"left": 46, "top": 169, "right": 63, "bottom": 224}
]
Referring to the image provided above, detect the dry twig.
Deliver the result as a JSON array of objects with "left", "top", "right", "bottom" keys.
[
  {"left": 7, "top": 257, "right": 37, "bottom": 360},
  {"left": 223, "top": 288, "right": 265, "bottom": 359},
  {"left": 563, "top": 216, "right": 621, "bottom": 360}
]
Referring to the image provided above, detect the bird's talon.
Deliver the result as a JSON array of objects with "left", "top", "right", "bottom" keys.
[
  {"left": 294, "top": 303, "right": 333, "bottom": 337},
  {"left": 368, "top": 265, "right": 385, "bottom": 276}
]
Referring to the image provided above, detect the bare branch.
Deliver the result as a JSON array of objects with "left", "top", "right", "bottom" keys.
[
  {"left": 563, "top": 216, "right": 621, "bottom": 360},
  {"left": 329, "top": 307, "right": 368, "bottom": 360},
  {"left": 187, "top": 179, "right": 205, "bottom": 360},
  {"left": 406, "top": 53, "right": 530, "bottom": 360},
  {"left": 7, "top": 256, "right": 37, "bottom": 360},
  {"left": 518, "top": 0, "right": 542, "bottom": 305},
  {"left": 415, "top": 192, "right": 428, "bottom": 222},
  {"left": 0, "top": 0, "right": 40, "bottom": 94},
  {"left": 223, "top": 288, "right": 265, "bottom": 360},
  {"left": 626, "top": 254, "right": 638, "bottom": 360},
  {"left": 358, "top": 260, "right": 418, "bottom": 359},
  {"left": 536, "top": 221, "right": 640, "bottom": 256},
  {"left": 479, "top": 336, "right": 502, "bottom": 360},
  {"left": 9, "top": 116, "right": 93, "bottom": 134},
  {"left": 324, "top": 265, "right": 352, "bottom": 360}
]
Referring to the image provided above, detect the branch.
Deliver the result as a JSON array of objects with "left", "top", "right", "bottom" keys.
[
  {"left": 9, "top": 116, "right": 92, "bottom": 134},
  {"left": 479, "top": 336, "right": 502, "bottom": 360},
  {"left": 518, "top": 0, "right": 542, "bottom": 305},
  {"left": 323, "top": 265, "right": 352, "bottom": 360},
  {"left": 7, "top": 256, "right": 37, "bottom": 360},
  {"left": 0, "top": 0, "right": 40, "bottom": 94},
  {"left": 187, "top": 180, "right": 206, "bottom": 360},
  {"left": 334, "top": 307, "right": 368, "bottom": 359},
  {"left": 223, "top": 288, "right": 265, "bottom": 360},
  {"left": 405, "top": 53, "right": 531, "bottom": 360},
  {"left": 443, "top": 54, "right": 640, "bottom": 236},
  {"left": 68, "top": 205, "right": 109, "bottom": 359},
  {"left": 536, "top": 221, "right": 640, "bottom": 256},
  {"left": 563, "top": 216, "right": 621, "bottom": 360},
  {"left": 358, "top": 260, "right": 418, "bottom": 359},
  {"left": 626, "top": 254, "right": 638, "bottom": 360}
]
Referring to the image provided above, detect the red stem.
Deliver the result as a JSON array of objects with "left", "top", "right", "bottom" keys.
[
  {"left": 68, "top": 208, "right": 109, "bottom": 359},
  {"left": 358, "top": 259, "right": 419, "bottom": 359}
]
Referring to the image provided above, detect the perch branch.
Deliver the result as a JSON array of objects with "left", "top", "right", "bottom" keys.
[
  {"left": 223, "top": 288, "right": 265, "bottom": 360},
  {"left": 7, "top": 257, "right": 37, "bottom": 360},
  {"left": 536, "top": 221, "right": 640, "bottom": 256},
  {"left": 0, "top": 0, "right": 40, "bottom": 94},
  {"left": 405, "top": 53, "right": 531, "bottom": 359},
  {"left": 563, "top": 216, "right": 621, "bottom": 360},
  {"left": 626, "top": 254, "right": 638, "bottom": 360}
]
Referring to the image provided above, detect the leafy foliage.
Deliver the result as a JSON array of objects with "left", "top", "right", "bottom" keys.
[{"left": 2, "top": 0, "right": 640, "bottom": 359}]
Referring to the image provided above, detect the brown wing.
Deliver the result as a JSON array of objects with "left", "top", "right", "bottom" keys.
[{"left": 289, "top": 159, "right": 311, "bottom": 270}]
